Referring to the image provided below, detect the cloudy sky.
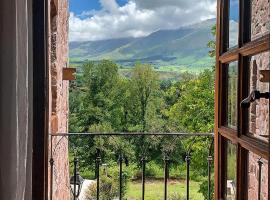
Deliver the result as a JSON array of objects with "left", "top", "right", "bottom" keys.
[{"left": 69, "top": 0, "right": 218, "bottom": 42}]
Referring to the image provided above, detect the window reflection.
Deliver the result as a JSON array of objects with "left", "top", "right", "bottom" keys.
[
  {"left": 227, "top": 61, "right": 238, "bottom": 129},
  {"left": 228, "top": 0, "right": 239, "bottom": 48},
  {"left": 225, "top": 140, "right": 237, "bottom": 200}
]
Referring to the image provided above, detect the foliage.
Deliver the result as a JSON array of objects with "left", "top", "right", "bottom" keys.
[
  {"left": 168, "top": 192, "right": 184, "bottom": 200},
  {"left": 85, "top": 163, "right": 132, "bottom": 199},
  {"left": 85, "top": 176, "right": 118, "bottom": 200},
  {"left": 69, "top": 60, "right": 215, "bottom": 172},
  {"left": 207, "top": 25, "right": 216, "bottom": 58},
  {"left": 69, "top": 24, "right": 216, "bottom": 199},
  {"left": 131, "top": 64, "right": 159, "bottom": 131},
  {"left": 198, "top": 178, "right": 214, "bottom": 200},
  {"left": 69, "top": 61, "right": 161, "bottom": 133},
  {"left": 166, "top": 69, "right": 214, "bottom": 133}
]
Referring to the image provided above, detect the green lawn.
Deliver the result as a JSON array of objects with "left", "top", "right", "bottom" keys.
[{"left": 126, "top": 179, "right": 203, "bottom": 200}]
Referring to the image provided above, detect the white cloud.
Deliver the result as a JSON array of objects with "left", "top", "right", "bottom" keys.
[
  {"left": 134, "top": 0, "right": 216, "bottom": 10},
  {"left": 100, "top": 0, "right": 119, "bottom": 13},
  {"left": 69, "top": 0, "right": 216, "bottom": 41}
]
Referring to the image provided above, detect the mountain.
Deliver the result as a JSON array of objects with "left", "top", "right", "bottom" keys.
[{"left": 70, "top": 19, "right": 231, "bottom": 70}]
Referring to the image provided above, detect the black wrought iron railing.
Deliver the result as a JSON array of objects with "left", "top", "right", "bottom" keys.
[{"left": 50, "top": 132, "right": 214, "bottom": 200}]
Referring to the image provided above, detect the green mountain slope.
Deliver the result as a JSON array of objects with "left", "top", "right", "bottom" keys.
[{"left": 69, "top": 19, "right": 228, "bottom": 70}]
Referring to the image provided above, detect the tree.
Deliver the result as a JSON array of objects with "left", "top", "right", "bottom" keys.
[
  {"left": 207, "top": 25, "right": 216, "bottom": 58},
  {"left": 68, "top": 60, "right": 122, "bottom": 170},
  {"left": 130, "top": 64, "right": 159, "bottom": 132},
  {"left": 69, "top": 60, "right": 120, "bottom": 132},
  {"left": 167, "top": 70, "right": 214, "bottom": 133}
]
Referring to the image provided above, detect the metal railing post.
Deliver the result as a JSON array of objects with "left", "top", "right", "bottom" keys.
[
  {"left": 119, "top": 153, "right": 124, "bottom": 200},
  {"left": 257, "top": 159, "right": 263, "bottom": 200},
  {"left": 207, "top": 155, "right": 213, "bottom": 200},
  {"left": 50, "top": 158, "right": 54, "bottom": 200},
  {"left": 141, "top": 157, "right": 146, "bottom": 200},
  {"left": 51, "top": 132, "right": 214, "bottom": 200},
  {"left": 96, "top": 149, "right": 101, "bottom": 200},
  {"left": 185, "top": 153, "right": 191, "bottom": 200},
  {"left": 73, "top": 157, "right": 78, "bottom": 200},
  {"left": 164, "top": 155, "right": 169, "bottom": 200}
]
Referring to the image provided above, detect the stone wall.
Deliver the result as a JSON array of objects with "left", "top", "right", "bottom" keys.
[
  {"left": 248, "top": 0, "right": 269, "bottom": 199},
  {"left": 248, "top": 153, "right": 268, "bottom": 200},
  {"left": 249, "top": 51, "right": 270, "bottom": 142},
  {"left": 251, "top": 0, "right": 270, "bottom": 40},
  {"left": 48, "top": 0, "right": 70, "bottom": 199}
]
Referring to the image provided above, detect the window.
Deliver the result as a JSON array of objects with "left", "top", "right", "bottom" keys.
[{"left": 215, "top": 0, "right": 269, "bottom": 199}]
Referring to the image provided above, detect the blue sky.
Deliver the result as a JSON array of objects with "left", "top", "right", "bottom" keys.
[
  {"left": 70, "top": 0, "right": 128, "bottom": 15},
  {"left": 230, "top": 1, "right": 239, "bottom": 22},
  {"left": 70, "top": 0, "right": 238, "bottom": 20},
  {"left": 69, "top": 0, "right": 101, "bottom": 14},
  {"left": 69, "top": 0, "right": 218, "bottom": 41}
]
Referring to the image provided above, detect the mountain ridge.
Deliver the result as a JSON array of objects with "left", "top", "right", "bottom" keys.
[{"left": 69, "top": 19, "right": 228, "bottom": 70}]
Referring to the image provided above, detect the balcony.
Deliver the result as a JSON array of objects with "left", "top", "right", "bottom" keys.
[{"left": 50, "top": 132, "right": 214, "bottom": 200}]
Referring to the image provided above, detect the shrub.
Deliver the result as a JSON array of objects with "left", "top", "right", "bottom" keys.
[
  {"left": 198, "top": 178, "right": 214, "bottom": 200},
  {"left": 85, "top": 176, "right": 118, "bottom": 200},
  {"left": 168, "top": 192, "right": 184, "bottom": 200},
  {"left": 145, "top": 162, "right": 163, "bottom": 178},
  {"left": 108, "top": 164, "right": 131, "bottom": 198}
]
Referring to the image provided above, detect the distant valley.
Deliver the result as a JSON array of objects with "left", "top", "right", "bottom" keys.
[{"left": 69, "top": 19, "right": 236, "bottom": 73}]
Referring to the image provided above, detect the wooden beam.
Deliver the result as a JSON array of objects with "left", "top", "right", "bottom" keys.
[
  {"left": 218, "top": 127, "right": 269, "bottom": 160},
  {"left": 240, "top": 34, "right": 270, "bottom": 56},
  {"left": 63, "top": 68, "right": 76, "bottom": 80},
  {"left": 219, "top": 33, "right": 270, "bottom": 63},
  {"left": 219, "top": 49, "right": 239, "bottom": 63}
]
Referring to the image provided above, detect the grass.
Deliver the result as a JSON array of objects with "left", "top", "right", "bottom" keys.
[
  {"left": 126, "top": 179, "right": 203, "bottom": 200},
  {"left": 73, "top": 163, "right": 206, "bottom": 199},
  {"left": 68, "top": 59, "right": 213, "bottom": 82}
]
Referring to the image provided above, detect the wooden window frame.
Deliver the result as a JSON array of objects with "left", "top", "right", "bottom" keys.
[
  {"left": 32, "top": 0, "right": 49, "bottom": 199},
  {"left": 30, "top": 0, "right": 269, "bottom": 199},
  {"left": 215, "top": 0, "right": 270, "bottom": 199}
]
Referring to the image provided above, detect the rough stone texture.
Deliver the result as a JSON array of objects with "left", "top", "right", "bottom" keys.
[
  {"left": 48, "top": 0, "right": 70, "bottom": 199},
  {"left": 251, "top": 0, "right": 270, "bottom": 40},
  {"left": 249, "top": 51, "right": 270, "bottom": 143},
  {"left": 248, "top": 0, "right": 269, "bottom": 199},
  {"left": 248, "top": 153, "right": 268, "bottom": 200}
]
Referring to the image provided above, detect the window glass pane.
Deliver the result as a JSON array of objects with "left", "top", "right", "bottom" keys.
[
  {"left": 247, "top": 152, "right": 268, "bottom": 199},
  {"left": 248, "top": 51, "right": 269, "bottom": 143},
  {"left": 227, "top": 61, "right": 238, "bottom": 129},
  {"left": 251, "top": 0, "right": 270, "bottom": 40},
  {"left": 229, "top": 0, "right": 239, "bottom": 48},
  {"left": 225, "top": 140, "right": 237, "bottom": 200}
]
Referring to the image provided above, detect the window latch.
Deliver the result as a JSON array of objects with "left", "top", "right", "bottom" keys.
[{"left": 240, "top": 90, "right": 270, "bottom": 108}]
